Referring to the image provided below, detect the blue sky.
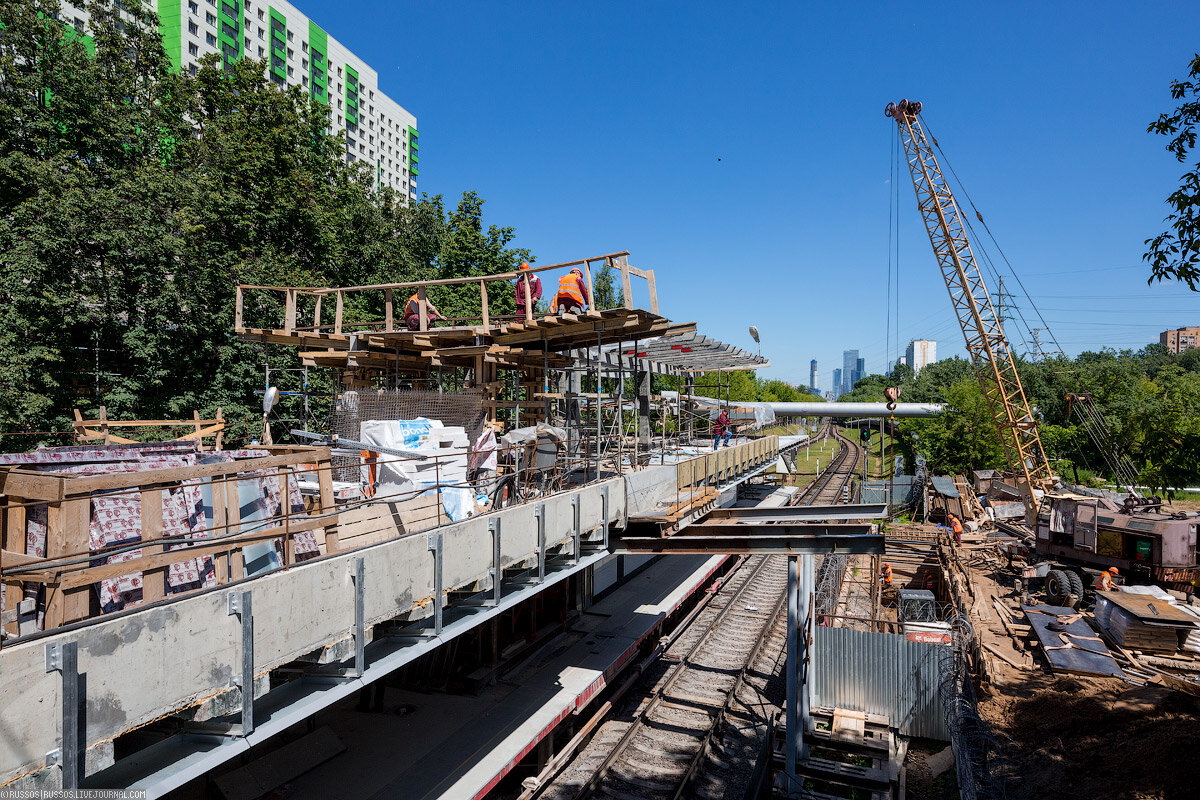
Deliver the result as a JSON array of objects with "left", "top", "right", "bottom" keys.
[{"left": 304, "top": 0, "right": 1200, "bottom": 389}]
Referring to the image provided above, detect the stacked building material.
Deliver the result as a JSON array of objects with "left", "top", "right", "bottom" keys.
[{"left": 1096, "top": 590, "right": 1198, "bottom": 653}]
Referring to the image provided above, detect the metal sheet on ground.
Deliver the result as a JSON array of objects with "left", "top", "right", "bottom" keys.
[{"left": 1023, "top": 604, "right": 1124, "bottom": 678}]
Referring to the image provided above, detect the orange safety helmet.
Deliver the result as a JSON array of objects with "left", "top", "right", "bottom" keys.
[
  {"left": 519, "top": 261, "right": 530, "bottom": 271},
  {"left": 1108, "top": 567, "right": 1119, "bottom": 574},
  {"left": 570, "top": 267, "right": 583, "bottom": 277}
]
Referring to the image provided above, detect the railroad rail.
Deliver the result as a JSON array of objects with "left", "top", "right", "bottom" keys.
[{"left": 522, "top": 430, "right": 867, "bottom": 800}]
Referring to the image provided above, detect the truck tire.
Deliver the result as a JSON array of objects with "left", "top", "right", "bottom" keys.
[
  {"left": 1046, "top": 569, "right": 1072, "bottom": 605},
  {"left": 1067, "top": 570, "right": 1085, "bottom": 600}
]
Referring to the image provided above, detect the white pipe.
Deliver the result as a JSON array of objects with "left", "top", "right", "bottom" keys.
[
  {"left": 659, "top": 393, "right": 946, "bottom": 418},
  {"left": 767, "top": 402, "right": 946, "bottom": 418}
]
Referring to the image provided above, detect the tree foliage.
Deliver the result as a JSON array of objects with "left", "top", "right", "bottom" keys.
[
  {"left": 1146, "top": 52, "right": 1200, "bottom": 290},
  {"left": 0, "top": 1, "right": 531, "bottom": 446}
]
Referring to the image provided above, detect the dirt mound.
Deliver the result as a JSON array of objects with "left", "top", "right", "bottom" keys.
[{"left": 981, "top": 673, "right": 1200, "bottom": 799}]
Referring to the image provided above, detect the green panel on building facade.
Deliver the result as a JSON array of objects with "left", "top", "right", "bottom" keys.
[
  {"left": 308, "top": 19, "right": 328, "bottom": 104},
  {"left": 345, "top": 64, "right": 359, "bottom": 125},
  {"left": 156, "top": 1, "right": 180, "bottom": 69},
  {"left": 268, "top": 7, "right": 287, "bottom": 80}
]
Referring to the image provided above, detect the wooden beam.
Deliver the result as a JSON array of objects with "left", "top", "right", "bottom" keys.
[{"left": 140, "top": 489, "right": 165, "bottom": 603}]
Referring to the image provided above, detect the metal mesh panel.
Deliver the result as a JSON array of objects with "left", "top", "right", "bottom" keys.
[{"left": 330, "top": 390, "right": 488, "bottom": 481}]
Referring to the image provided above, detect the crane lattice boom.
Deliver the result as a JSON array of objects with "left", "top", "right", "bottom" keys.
[{"left": 886, "top": 99, "right": 1055, "bottom": 502}]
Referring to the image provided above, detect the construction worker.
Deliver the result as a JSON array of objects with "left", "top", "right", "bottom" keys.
[
  {"left": 713, "top": 408, "right": 732, "bottom": 450},
  {"left": 1093, "top": 566, "right": 1119, "bottom": 591},
  {"left": 948, "top": 512, "right": 963, "bottom": 546},
  {"left": 514, "top": 262, "right": 541, "bottom": 319},
  {"left": 881, "top": 562, "right": 893, "bottom": 585},
  {"left": 552, "top": 267, "right": 590, "bottom": 314},
  {"left": 404, "top": 292, "right": 446, "bottom": 331}
]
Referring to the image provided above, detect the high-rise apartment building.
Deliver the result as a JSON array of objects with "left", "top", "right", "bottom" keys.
[
  {"left": 809, "top": 360, "right": 818, "bottom": 392},
  {"left": 905, "top": 339, "right": 937, "bottom": 373},
  {"left": 832, "top": 368, "right": 842, "bottom": 398},
  {"left": 1160, "top": 327, "right": 1200, "bottom": 354},
  {"left": 60, "top": 1, "right": 418, "bottom": 197}
]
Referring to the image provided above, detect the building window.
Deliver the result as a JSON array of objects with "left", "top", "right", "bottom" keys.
[
  {"left": 188, "top": 21, "right": 198, "bottom": 34},
  {"left": 302, "top": 58, "right": 308, "bottom": 68},
  {"left": 221, "top": 1, "right": 237, "bottom": 18},
  {"left": 258, "top": 9, "right": 264, "bottom": 19},
  {"left": 287, "top": 31, "right": 293, "bottom": 41},
  {"left": 287, "top": 66, "right": 293, "bottom": 77},
  {"left": 287, "top": 48, "right": 293, "bottom": 59},
  {"left": 189, "top": 63, "right": 198, "bottom": 75},
  {"left": 206, "top": 12, "right": 216, "bottom": 25},
  {"left": 206, "top": 32, "right": 216, "bottom": 45},
  {"left": 270, "top": 71, "right": 284, "bottom": 85},
  {"left": 258, "top": 27, "right": 263, "bottom": 38},
  {"left": 222, "top": 22, "right": 236, "bottom": 40},
  {"left": 244, "top": 36, "right": 250, "bottom": 48},
  {"left": 258, "top": 46, "right": 265, "bottom": 57},
  {"left": 302, "top": 42, "right": 308, "bottom": 53},
  {"left": 188, "top": 1, "right": 198, "bottom": 13},
  {"left": 189, "top": 42, "right": 199, "bottom": 56}
]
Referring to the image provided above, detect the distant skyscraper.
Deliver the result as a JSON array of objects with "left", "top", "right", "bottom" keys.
[
  {"left": 842, "top": 350, "right": 859, "bottom": 395},
  {"left": 856, "top": 357, "right": 865, "bottom": 381},
  {"left": 832, "top": 368, "right": 842, "bottom": 397},
  {"left": 809, "top": 360, "right": 818, "bottom": 391},
  {"left": 905, "top": 339, "right": 937, "bottom": 373}
]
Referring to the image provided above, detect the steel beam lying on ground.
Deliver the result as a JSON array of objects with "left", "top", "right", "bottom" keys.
[{"left": 612, "top": 523, "right": 882, "bottom": 555}]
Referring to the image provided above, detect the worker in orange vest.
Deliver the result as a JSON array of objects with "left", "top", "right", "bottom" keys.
[
  {"left": 404, "top": 292, "right": 446, "bottom": 330},
  {"left": 1093, "top": 566, "right": 1119, "bottom": 591},
  {"left": 948, "top": 512, "right": 963, "bottom": 546},
  {"left": 514, "top": 262, "right": 542, "bottom": 319},
  {"left": 552, "top": 267, "right": 590, "bottom": 314},
  {"left": 881, "top": 562, "right": 893, "bottom": 585}
]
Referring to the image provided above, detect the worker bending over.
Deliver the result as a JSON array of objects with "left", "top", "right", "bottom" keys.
[
  {"left": 881, "top": 562, "right": 893, "bottom": 585},
  {"left": 514, "top": 262, "right": 541, "bottom": 318},
  {"left": 552, "top": 267, "right": 590, "bottom": 314},
  {"left": 404, "top": 292, "right": 446, "bottom": 331},
  {"left": 1093, "top": 566, "right": 1119, "bottom": 591}
]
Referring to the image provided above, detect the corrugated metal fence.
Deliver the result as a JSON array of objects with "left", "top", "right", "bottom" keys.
[{"left": 812, "top": 626, "right": 949, "bottom": 740}]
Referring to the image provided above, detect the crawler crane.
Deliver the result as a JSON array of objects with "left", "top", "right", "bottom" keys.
[{"left": 887, "top": 99, "right": 1200, "bottom": 600}]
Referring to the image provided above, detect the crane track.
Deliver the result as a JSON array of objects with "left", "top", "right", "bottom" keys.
[{"left": 524, "top": 431, "right": 864, "bottom": 800}]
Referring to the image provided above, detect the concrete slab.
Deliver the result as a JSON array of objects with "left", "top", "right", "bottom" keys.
[{"left": 276, "top": 554, "right": 727, "bottom": 800}]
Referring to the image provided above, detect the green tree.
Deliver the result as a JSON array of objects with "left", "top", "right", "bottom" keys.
[
  {"left": 899, "top": 378, "right": 1005, "bottom": 475},
  {"left": 1145, "top": 53, "right": 1200, "bottom": 290},
  {"left": 0, "top": 1, "right": 534, "bottom": 448}
]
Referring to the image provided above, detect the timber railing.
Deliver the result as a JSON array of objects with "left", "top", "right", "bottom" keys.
[
  {"left": 0, "top": 433, "right": 777, "bottom": 640},
  {"left": 234, "top": 251, "right": 660, "bottom": 336}
]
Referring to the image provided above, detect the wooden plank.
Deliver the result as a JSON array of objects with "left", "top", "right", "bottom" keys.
[
  {"left": 646, "top": 269, "right": 659, "bottom": 315},
  {"left": 65, "top": 450, "right": 332, "bottom": 495},
  {"left": 140, "top": 489, "right": 166, "bottom": 603},
  {"left": 317, "top": 463, "right": 336, "bottom": 554},
  {"left": 384, "top": 288, "right": 394, "bottom": 332},
  {"left": 480, "top": 280, "right": 489, "bottom": 328},
  {"left": 284, "top": 288, "right": 297, "bottom": 333},
  {"left": 52, "top": 516, "right": 328, "bottom": 591},
  {"left": 418, "top": 285, "right": 429, "bottom": 332},
  {"left": 618, "top": 256, "right": 633, "bottom": 310},
  {"left": 334, "top": 504, "right": 400, "bottom": 551},
  {"left": 44, "top": 498, "right": 91, "bottom": 627},
  {"left": 2, "top": 497, "right": 27, "bottom": 636},
  {"left": 234, "top": 285, "right": 244, "bottom": 330},
  {"left": 334, "top": 290, "right": 344, "bottom": 335}
]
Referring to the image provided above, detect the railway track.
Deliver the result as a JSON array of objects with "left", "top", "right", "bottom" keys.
[{"left": 518, "top": 430, "right": 869, "bottom": 800}]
